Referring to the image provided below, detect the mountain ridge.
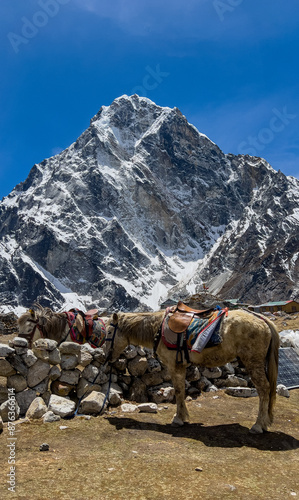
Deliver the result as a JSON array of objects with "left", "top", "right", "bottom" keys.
[{"left": 0, "top": 94, "right": 298, "bottom": 313}]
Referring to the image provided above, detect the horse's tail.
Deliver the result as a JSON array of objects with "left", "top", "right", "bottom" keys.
[{"left": 264, "top": 317, "right": 280, "bottom": 424}]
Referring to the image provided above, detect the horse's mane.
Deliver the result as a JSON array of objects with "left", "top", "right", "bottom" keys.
[{"left": 115, "top": 310, "right": 165, "bottom": 345}]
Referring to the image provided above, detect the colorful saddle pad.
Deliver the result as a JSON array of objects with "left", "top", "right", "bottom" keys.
[
  {"left": 162, "top": 308, "right": 226, "bottom": 353},
  {"left": 66, "top": 310, "right": 106, "bottom": 348}
]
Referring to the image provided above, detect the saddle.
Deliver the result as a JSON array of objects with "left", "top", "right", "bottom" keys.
[
  {"left": 68, "top": 308, "right": 106, "bottom": 348},
  {"left": 161, "top": 301, "right": 226, "bottom": 364},
  {"left": 167, "top": 301, "right": 215, "bottom": 333}
]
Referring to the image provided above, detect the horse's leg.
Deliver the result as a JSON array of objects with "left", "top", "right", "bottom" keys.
[
  {"left": 157, "top": 344, "right": 189, "bottom": 426},
  {"left": 168, "top": 363, "right": 189, "bottom": 426},
  {"left": 242, "top": 361, "right": 271, "bottom": 434}
]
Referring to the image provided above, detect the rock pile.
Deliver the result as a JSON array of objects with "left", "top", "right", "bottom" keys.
[
  {"left": 0, "top": 337, "right": 257, "bottom": 422},
  {"left": 0, "top": 313, "right": 18, "bottom": 336}
]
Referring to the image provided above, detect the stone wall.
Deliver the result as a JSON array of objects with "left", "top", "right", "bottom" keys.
[{"left": 0, "top": 337, "right": 256, "bottom": 423}]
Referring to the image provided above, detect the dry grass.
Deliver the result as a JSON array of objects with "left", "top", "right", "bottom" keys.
[
  {"left": 1, "top": 390, "right": 299, "bottom": 500},
  {"left": 272, "top": 313, "right": 299, "bottom": 333}
]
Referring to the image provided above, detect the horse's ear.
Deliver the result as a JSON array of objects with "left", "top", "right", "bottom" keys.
[
  {"left": 29, "top": 309, "right": 36, "bottom": 319},
  {"left": 112, "top": 312, "right": 118, "bottom": 324}
]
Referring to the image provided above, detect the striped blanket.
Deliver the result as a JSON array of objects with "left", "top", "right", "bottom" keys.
[{"left": 162, "top": 308, "right": 226, "bottom": 353}]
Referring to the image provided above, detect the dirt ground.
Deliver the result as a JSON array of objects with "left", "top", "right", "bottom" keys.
[
  {"left": 0, "top": 313, "right": 298, "bottom": 500},
  {"left": 0, "top": 389, "right": 299, "bottom": 500},
  {"left": 272, "top": 313, "right": 299, "bottom": 333}
]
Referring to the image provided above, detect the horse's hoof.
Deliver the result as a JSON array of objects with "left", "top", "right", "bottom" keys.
[
  {"left": 249, "top": 424, "right": 263, "bottom": 434},
  {"left": 171, "top": 416, "right": 184, "bottom": 427}
]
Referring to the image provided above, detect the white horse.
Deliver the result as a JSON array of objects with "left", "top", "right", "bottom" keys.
[{"left": 104, "top": 308, "right": 279, "bottom": 434}]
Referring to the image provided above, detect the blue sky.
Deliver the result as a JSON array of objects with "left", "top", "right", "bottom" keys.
[{"left": 1, "top": 0, "right": 298, "bottom": 199}]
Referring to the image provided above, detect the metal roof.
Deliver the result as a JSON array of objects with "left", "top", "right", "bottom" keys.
[{"left": 259, "top": 301, "right": 294, "bottom": 307}]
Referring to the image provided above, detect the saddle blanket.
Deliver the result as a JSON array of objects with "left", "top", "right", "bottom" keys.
[
  {"left": 162, "top": 309, "right": 225, "bottom": 353},
  {"left": 66, "top": 311, "right": 106, "bottom": 349}
]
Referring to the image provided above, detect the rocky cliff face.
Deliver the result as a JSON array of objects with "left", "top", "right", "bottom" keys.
[{"left": 0, "top": 94, "right": 298, "bottom": 313}]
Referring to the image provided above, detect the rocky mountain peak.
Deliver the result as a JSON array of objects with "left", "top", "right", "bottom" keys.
[{"left": 0, "top": 95, "right": 298, "bottom": 314}]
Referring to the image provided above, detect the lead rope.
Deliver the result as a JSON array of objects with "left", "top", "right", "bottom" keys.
[{"left": 65, "top": 322, "right": 118, "bottom": 420}]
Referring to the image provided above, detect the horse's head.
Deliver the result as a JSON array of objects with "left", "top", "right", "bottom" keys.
[
  {"left": 17, "top": 306, "right": 51, "bottom": 347},
  {"left": 104, "top": 312, "right": 128, "bottom": 362},
  {"left": 17, "top": 309, "right": 40, "bottom": 347}
]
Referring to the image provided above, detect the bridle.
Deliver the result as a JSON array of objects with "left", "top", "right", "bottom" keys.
[
  {"left": 104, "top": 322, "right": 118, "bottom": 361},
  {"left": 19, "top": 318, "right": 45, "bottom": 348}
]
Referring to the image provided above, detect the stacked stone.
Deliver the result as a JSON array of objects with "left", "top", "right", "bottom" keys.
[
  {"left": 0, "top": 338, "right": 255, "bottom": 423},
  {"left": 0, "top": 312, "right": 18, "bottom": 335}
]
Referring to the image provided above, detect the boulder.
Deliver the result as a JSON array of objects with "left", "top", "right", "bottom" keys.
[
  {"left": 31, "top": 377, "right": 49, "bottom": 395},
  {"left": 0, "top": 359, "right": 16, "bottom": 377},
  {"left": 127, "top": 356, "right": 148, "bottom": 377},
  {"left": 10, "top": 337, "right": 28, "bottom": 348},
  {"left": 22, "top": 349, "right": 38, "bottom": 367},
  {"left": 123, "top": 345, "right": 138, "bottom": 359},
  {"left": 225, "top": 387, "right": 258, "bottom": 398},
  {"left": 26, "top": 397, "right": 48, "bottom": 419},
  {"left": 48, "top": 365, "right": 61, "bottom": 381},
  {"left": 79, "top": 391, "right": 106, "bottom": 414},
  {"left": 148, "top": 383, "right": 175, "bottom": 404},
  {"left": 16, "top": 389, "right": 37, "bottom": 415},
  {"left": 48, "top": 349, "right": 61, "bottom": 365},
  {"left": 7, "top": 374, "right": 27, "bottom": 393},
  {"left": 15, "top": 346, "right": 28, "bottom": 355},
  {"left": 202, "top": 367, "right": 222, "bottom": 379},
  {"left": 93, "top": 348, "right": 106, "bottom": 364},
  {"left": 277, "top": 384, "right": 290, "bottom": 398},
  {"left": 221, "top": 363, "right": 235, "bottom": 375},
  {"left": 48, "top": 395, "right": 76, "bottom": 417},
  {"left": 101, "top": 382, "right": 123, "bottom": 406},
  {"left": 0, "top": 344, "right": 15, "bottom": 356},
  {"left": 43, "top": 410, "right": 61, "bottom": 423},
  {"left": 147, "top": 357, "right": 162, "bottom": 373},
  {"left": 77, "top": 349, "right": 93, "bottom": 367},
  {"left": 142, "top": 371, "right": 164, "bottom": 387},
  {"left": 138, "top": 402, "right": 158, "bottom": 413},
  {"left": 120, "top": 403, "right": 138, "bottom": 413},
  {"left": 0, "top": 399, "right": 20, "bottom": 422},
  {"left": 59, "top": 342, "right": 81, "bottom": 355},
  {"left": 33, "top": 338, "right": 58, "bottom": 351},
  {"left": 60, "top": 354, "right": 78, "bottom": 370},
  {"left": 225, "top": 375, "right": 248, "bottom": 387},
  {"left": 76, "top": 377, "right": 102, "bottom": 399},
  {"left": 205, "top": 384, "right": 218, "bottom": 393},
  {"left": 82, "top": 364, "right": 107, "bottom": 384},
  {"left": 59, "top": 369, "right": 80, "bottom": 386},
  {"left": 27, "top": 360, "right": 51, "bottom": 388},
  {"left": 112, "top": 358, "right": 127, "bottom": 371},
  {"left": 8, "top": 354, "right": 28, "bottom": 377}
]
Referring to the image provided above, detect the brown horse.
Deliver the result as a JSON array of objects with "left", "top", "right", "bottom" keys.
[
  {"left": 104, "top": 308, "right": 279, "bottom": 434},
  {"left": 17, "top": 306, "right": 108, "bottom": 348}
]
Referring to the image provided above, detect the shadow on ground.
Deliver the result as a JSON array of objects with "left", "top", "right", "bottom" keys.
[{"left": 107, "top": 417, "right": 299, "bottom": 452}]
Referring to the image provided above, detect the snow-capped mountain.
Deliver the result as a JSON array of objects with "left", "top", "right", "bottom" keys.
[{"left": 0, "top": 94, "right": 298, "bottom": 313}]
